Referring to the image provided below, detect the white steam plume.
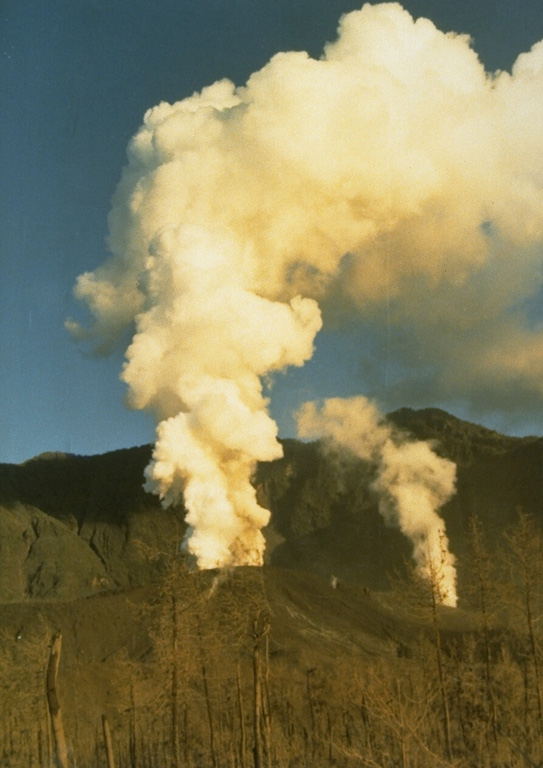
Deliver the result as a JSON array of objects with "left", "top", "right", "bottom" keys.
[
  {"left": 126, "top": 226, "right": 320, "bottom": 568},
  {"left": 68, "top": 3, "right": 543, "bottom": 567},
  {"left": 296, "top": 397, "right": 458, "bottom": 606}
]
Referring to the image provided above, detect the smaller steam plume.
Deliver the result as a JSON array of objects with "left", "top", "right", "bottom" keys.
[{"left": 296, "top": 397, "right": 458, "bottom": 606}]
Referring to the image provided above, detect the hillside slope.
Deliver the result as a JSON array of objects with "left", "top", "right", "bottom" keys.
[
  {"left": 0, "top": 408, "right": 541, "bottom": 601},
  {"left": 0, "top": 447, "right": 184, "bottom": 601}
]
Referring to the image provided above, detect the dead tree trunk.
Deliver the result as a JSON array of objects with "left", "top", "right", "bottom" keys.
[
  {"left": 171, "top": 582, "right": 180, "bottom": 768},
  {"left": 197, "top": 618, "right": 218, "bottom": 768},
  {"left": 306, "top": 668, "right": 317, "bottom": 759},
  {"left": 129, "top": 682, "right": 137, "bottom": 768},
  {"left": 102, "top": 715, "right": 116, "bottom": 768},
  {"left": 262, "top": 632, "right": 272, "bottom": 768},
  {"left": 252, "top": 619, "right": 263, "bottom": 768},
  {"left": 237, "top": 662, "right": 247, "bottom": 768},
  {"left": 430, "top": 586, "right": 453, "bottom": 763},
  {"left": 252, "top": 613, "right": 270, "bottom": 768},
  {"left": 45, "top": 631, "right": 69, "bottom": 768}
]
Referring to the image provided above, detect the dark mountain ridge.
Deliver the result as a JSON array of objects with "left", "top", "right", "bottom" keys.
[{"left": 0, "top": 407, "right": 541, "bottom": 602}]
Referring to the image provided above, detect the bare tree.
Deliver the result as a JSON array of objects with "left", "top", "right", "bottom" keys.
[
  {"left": 464, "top": 514, "right": 500, "bottom": 743},
  {"left": 503, "top": 509, "right": 543, "bottom": 740},
  {"left": 389, "top": 535, "right": 455, "bottom": 763}
]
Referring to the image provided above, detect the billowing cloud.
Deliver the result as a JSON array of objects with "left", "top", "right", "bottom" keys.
[{"left": 68, "top": 3, "right": 543, "bottom": 566}]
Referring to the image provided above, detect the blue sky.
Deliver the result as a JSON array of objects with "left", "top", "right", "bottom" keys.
[{"left": 1, "top": 0, "right": 543, "bottom": 464}]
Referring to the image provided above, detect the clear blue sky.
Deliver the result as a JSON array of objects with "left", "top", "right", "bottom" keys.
[{"left": 1, "top": 0, "right": 543, "bottom": 464}]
